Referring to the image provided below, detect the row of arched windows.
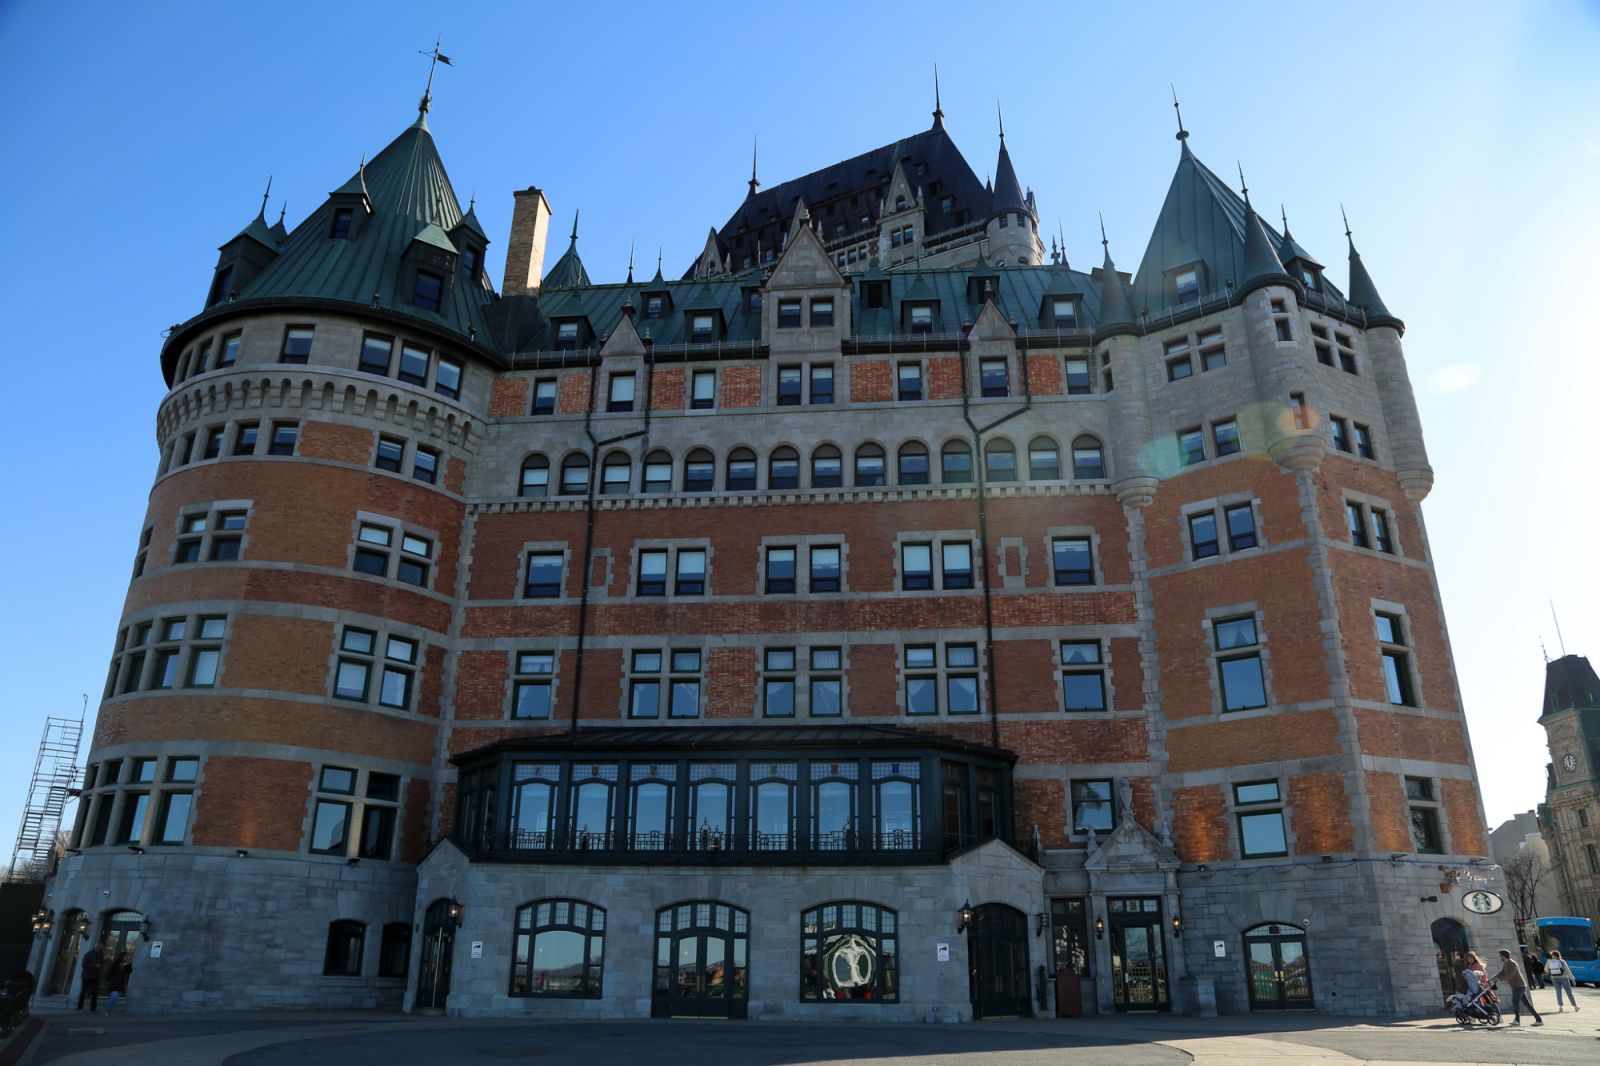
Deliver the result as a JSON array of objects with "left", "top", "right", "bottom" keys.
[{"left": 519, "top": 436, "right": 1107, "bottom": 498}]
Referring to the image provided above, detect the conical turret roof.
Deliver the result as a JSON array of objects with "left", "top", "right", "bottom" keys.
[
  {"left": 228, "top": 209, "right": 278, "bottom": 252},
  {"left": 1346, "top": 235, "right": 1398, "bottom": 327},
  {"left": 1238, "top": 201, "right": 1293, "bottom": 297},
  {"left": 991, "top": 136, "right": 1027, "bottom": 217},
  {"left": 1095, "top": 245, "right": 1137, "bottom": 337},
  {"left": 542, "top": 238, "right": 590, "bottom": 289}
]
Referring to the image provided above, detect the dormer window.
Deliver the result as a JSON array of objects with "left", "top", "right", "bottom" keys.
[
  {"left": 555, "top": 322, "right": 579, "bottom": 351},
  {"left": 778, "top": 300, "right": 802, "bottom": 329},
  {"left": 810, "top": 298, "right": 834, "bottom": 327},
  {"left": 744, "top": 288, "right": 762, "bottom": 314},
  {"left": 644, "top": 296, "right": 663, "bottom": 319},
  {"left": 207, "top": 265, "right": 233, "bottom": 307},
  {"left": 862, "top": 280, "right": 890, "bottom": 309},
  {"left": 461, "top": 246, "right": 479, "bottom": 280},
  {"left": 909, "top": 305, "right": 933, "bottom": 334},
  {"left": 412, "top": 271, "right": 443, "bottom": 312},
  {"left": 895, "top": 195, "right": 907, "bottom": 211},
  {"left": 690, "top": 314, "right": 715, "bottom": 343},
  {"left": 1297, "top": 265, "right": 1319, "bottom": 291},
  {"left": 330, "top": 208, "right": 354, "bottom": 240},
  {"left": 1174, "top": 268, "right": 1200, "bottom": 306},
  {"left": 1052, "top": 298, "right": 1078, "bottom": 328}
]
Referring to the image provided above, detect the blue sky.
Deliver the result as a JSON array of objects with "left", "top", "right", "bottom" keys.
[{"left": 1, "top": 0, "right": 1597, "bottom": 856}]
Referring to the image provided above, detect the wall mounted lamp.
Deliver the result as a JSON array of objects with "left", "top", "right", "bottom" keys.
[
  {"left": 957, "top": 899, "right": 975, "bottom": 934},
  {"left": 1035, "top": 912, "right": 1049, "bottom": 938},
  {"left": 1094, "top": 915, "right": 1105, "bottom": 940},
  {"left": 1170, "top": 915, "right": 1184, "bottom": 938},
  {"left": 447, "top": 898, "right": 465, "bottom": 928}
]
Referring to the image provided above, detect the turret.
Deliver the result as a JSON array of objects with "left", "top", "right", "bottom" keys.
[
  {"left": 1094, "top": 232, "right": 1156, "bottom": 508},
  {"left": 982, "top": 110, "right": 1040, "bottom": 266},
  {"left": 205, "top": 180, "right": 281, "bottom": 308}
]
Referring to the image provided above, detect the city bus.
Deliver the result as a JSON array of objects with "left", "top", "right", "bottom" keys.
[{"left": 1532, "top": 916, "right": 1599, "bottom": 984}]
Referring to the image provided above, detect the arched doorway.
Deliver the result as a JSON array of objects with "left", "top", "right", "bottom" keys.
[
  {"left": 968, "top": 903, "right": 1031, "bottom": 1019},
  {"left": 416, "top": 898, "right": 458, "bottom": 1011},
  {"left": 1431, "top": 918, "right": 1469, "bottom": 999},
  {"left": 652, "top": 901, "right": 749, "bottom": 1019},
  {"left": 94, "top": 910, "right": 146, "bottom": 1000},
  {"left": 45, "top": 910, "right": 85, "bottom": 996},
  {"left": 1243, "top": 923, "right": 1313, "bottom": 1010}
]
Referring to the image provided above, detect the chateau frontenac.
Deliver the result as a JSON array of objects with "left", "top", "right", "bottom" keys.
[{"left": 31, "top": 84, "right": 1511, "bottom": 1021}]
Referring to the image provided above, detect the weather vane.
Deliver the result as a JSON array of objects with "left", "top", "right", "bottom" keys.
[{"left": 418, "top": 37, "right": 453, "bottom": 117}]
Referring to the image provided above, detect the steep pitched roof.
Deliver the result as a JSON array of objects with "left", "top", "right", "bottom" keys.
[
  {"left": 229, "top": 210, "right": 279, "bottom": 252},
  {"left": 1130, "top": 143, "right": 1247, "bottom": 313},
  {"left": 1543, "top": 655, "right": 1600, "bottom": 717},
  {"left": 542, "top": 236, "right": 590, "bottom": 290},
  {"left": 1346, "top": 236, "right": 1399, "bottom": 327},
  {"left": 1095, "top": 247, "right": 1137, "bottom": 336},
  {"left": 990, "top": 135, "right": 1027, "bottom": 217},
  {"left": 709, "top": 125, "right": 990, "bottom": 274},
  {"left": 1238, "top": 201, "right": 1292, "bottom": 297},
  {"left": 237, "top": 115, "right": 495, "bottom": 343}
]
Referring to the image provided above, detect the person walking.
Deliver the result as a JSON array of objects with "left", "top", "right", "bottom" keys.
[
  {"left": 1522, "top": 947, "right": 1547, "bottom": 989},
  {"left": 74, "top": 944, "right": 104, "bottom": 1012},
  {"left": 1545, "top": 950, "right": 1579, "bottom": 1011},
  {"left": 1494, "top": 948, "right": 1543, "bottom": 1025},
  {"left": 103, "top": 954, "right": 133, "bottom": 1016}
]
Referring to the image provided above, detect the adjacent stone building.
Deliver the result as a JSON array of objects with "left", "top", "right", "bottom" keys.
[
  {"left": 1538, "top": 654, "right": 1600, "bottom": 926},
  {"left": 31, "top": 88, "right": 1510, "bottom": 1020}
]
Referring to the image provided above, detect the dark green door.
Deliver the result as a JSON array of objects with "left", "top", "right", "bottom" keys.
[
  {"left": 653, "top": 902, "right": 749, "bottom": 1019},
  {"left": 1244, "top": 924, "right": 1313, "bottom": 1010},
  {"left": 1109, "top": 897, "right": 1169, "bottom": 1012},
  {"left": 968, "top": 904, "right": 1032, "bottom": 1018}
]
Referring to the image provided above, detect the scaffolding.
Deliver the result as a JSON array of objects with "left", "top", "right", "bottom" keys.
[{"left": 9, "top": 715, "right": 84, "bottom": 882}]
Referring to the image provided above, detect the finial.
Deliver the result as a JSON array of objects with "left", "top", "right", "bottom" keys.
[
  {"left": 1280, "top": 204, "right": 1290, "bottom": 236},
  {"left": 997, "top": 101, "right": 1005, "bottom": 143},
  {"left": 657, "top": 247, "right": 663, "bottom": 274},
  {"left": 1171, "top": 84, "right": 1188, "bottom": 141},
  {"left": 1341, "top": 203, "right": 1352, "bottom": 240},
  {"left": 1058, "top": 218, "right": 1067, "bottom": 267},
  {"left": 932, "top": 65, "right": 945, "bottom": 128},
  {"left": 627, "top": 240, "right": 635, "bottom": 285},
  {"left": 468, "top": 191, "right": 476, "bottom": 212},
  {"left": 570, "top": 209, "right": 580, "bottom": 244},
  {"left": 1237, "top": 161, "right": 1250, "bottom": 207},
  {"left": 417, "top": 37, "right": 453, "bottom": 117},
  {"left": 1099, "top": 212, "right": 1109, "bottom": 253},
  {"left": 259, "top": 176, "right": 272, "bottom": 217},
  {"left": 748, "top": 135, "right": 760, "bottom": 196},
  {"left": 278, "top": 202, "right": 287, "bottom": 224}
]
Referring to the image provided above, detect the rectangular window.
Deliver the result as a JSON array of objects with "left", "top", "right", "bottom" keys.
[
  {"left": 360, "top": 334, "right": 393, "bottom": 375},
  {"left": 434, "top": 358, "right": 462, "bottom": 400},
  {"left": 280, "top": 326, "right": 314, "bottom": 364},
  {"left": 777, "top": 366, "right": 802, "bottom": 406},
  {"left": 898, "top": 362, "right": 923, "bottom": 401},
  {"left": 1405, "top": 776, "right": 1443, "bottom": 854},
  {"left": 1354, "top": 423, "right": 1375, "bottom": 459},
  {"left": 512, "top": 651, "right": 555, "bottom": 720},
  {"left": 674, "top": 550, "right": 706, "bottom": 595},
  {"left": 909, "top": 305, "right": 933, "bottom": 333},
  {"left": 1053, "top": 297, "right": 1078, "bottom": 328},
  {"left": 1061, "top": 641, "right": 1106, "bottom": 712},
  {"left": 398, "top": 345, "right": 430, "bottom": 386},
  {"left": 269, "top": 422, "right": 298, "bottom": 456},
  {"left": 1215, "top": 615, "right": 1267, "bottom": 711},
  {"left": 763, "top": 648, "right": 796, "bottom": 718},
  {"left": 810, "top": 647, "right": 843, "bottom": 716},
  {"left": 330, "top": 207, "right": 353, "bottom": 239},
  {"left": 217, "top": 332, "right": 241, "bottom": 368},
  {"left": 375, "top": 436, "right": 405, "bottom": 473},
  {"left": 946, "top": 644, "right": 979, "bottom": 714},
  {"left": 809, "top": 545, "right": 841, "bottom": 593},
  {"left": 1166, "top": 355, "right": 1193, "bottom": 382},
  {"left": 644, "top": 295, "right": 663, "bottom": 319},
  {"left": 1234, "top": 781, "right": 1288, "bottom": 857},
  {"left": 201, "top": 426, "right": 224, "bottom": 460},
  {"left": 1316, "top": 341, "right": 1334, "bottom": 366},
  {"left": 1189, "top": 512, "right": 1219, "bottom": 560},
  {"left": 607, "top": 372, "right": 636, "bottom": 413},
  {"left": 810, "top": 298, "right": 834, "bottom": 327},
  {"left": 905, "top": 645, "right": 938, "bottom": 715},
  {"left": 636, "top": 550, "right": 667, "bottom": 596},
  {"left": 690, "top": 370, "right": 716, "bottom": 409},
  {"left": 901, "top": 543, "right": 933, "bottom": 590},
  {"left": 777, "top": 300, "right": 802, "bottom": 328},
  {"left": 1371, "top": 509, "right": 1393, "bottom": 553},
  {"left": 980, "top": 358, "right": 1009, "bottom": 397},
  {"left": 532, "top": 378, "right": 558, "bottom": 415},
  {"left": 809, "top": 364, "right": 835, "bottom": 405},
  {"left": 1225, "top": 503, "right": 1257, "bottom": 551},
  {"left": 1290, "top": 392, "right": 1309, "bottom": 430},
  {"left": 412, "top": 270, "right": 444, "bottom": 312},
  {"left": 524, "top": 552, "right": 564, "bottom": 598},
  {"left": 233, "top": 422, "right": 259, "bottom": 456},
  {"left": 765, "top": 547, "right": 796, "bottom": 594},
  {"left": 690, "top": 313, "right": 715, "bottom": 343},
  {"left": 1199, "top": 329, "right": 1226, "bottom": 371},
  {"left": 412, "top": 446, "right": 438, "bottom": 485},
  {"left": 1071, "top": 779, "right": 1114, "bottom": 834},
  {"left": 1064, "top": 358, "right": 1091, "bottom": 395},
  {"left": 1330, "top": 416, "right": 1350, "bottom": 453},
  {"left": 1336, "top": 334, "right": 1357, "bottom": 374},
  {"left": 1346, "top": 502, "right": 1370, "bottom": 548},
  {"left": 1177, "top": 428, "right": 1205, "bottom": 466},
  {"left": 1213, "top": 419, "right": 1240, "bottom": 457},
  {"left": 941, "top": 542, "right": 974, "bottom": 590},
  {"left": 1377, "top": 612, "right": 1415, "bottom": 706},
  {"left": 1174, "top": 269, "right": 1199, "bottom": 304},
  {"left": 1052, "top": 537, "right": 1094, "bottom": 586}
]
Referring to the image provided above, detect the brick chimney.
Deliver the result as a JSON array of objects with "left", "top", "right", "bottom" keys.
[{"left": 502, "top": 186, "right": 552, "bottom": 294}]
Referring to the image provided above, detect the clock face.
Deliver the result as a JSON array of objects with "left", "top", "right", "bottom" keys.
[{"left": 1564, "top": 753, "right": 1578, "bottom": 772}]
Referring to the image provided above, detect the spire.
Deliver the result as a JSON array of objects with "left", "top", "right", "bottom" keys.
[
  {"left": 990, "top": 114, "right": 1027, "bottom": 218},
  {"left": 653, "top": 247, "right": 664, "bottom": 283},
  {"left": 570, "top": 209, "right": 580, "bottom": 244},
  {"left": 997, "top": 101, "right": 1005, "bottom": 143},
  {"left": 417, "top": 38, "right": 452, "bottom": 120},
  {"left": 1342, "top": 207, "right": 1397, "bottom": 324},
  {"left": 1238, "top": 189, "right": 1292, "bottom": 298},
  {"left": 932, "top": 65, "right": 945, "bottom": 130},
  {"left": 627, "top": 240, "right": 635, "bottom": 285},
  {"left": 747, "top": 135, "right": 760, "bottom": 198},
  {"left": 258, "top": 176, "right": 272, "bottom": 219},
  {"left": 1237, "top": 161, "right": 1249, "bottom": 207},
  {"left": 1171, "top": 84, "right": 1189, "bottom": 144},
  {"left": 1275, "top": 204, "right": 1319, "bottom": 269},
  {"left": 1057, "top": 218, "right": 1068, "bottom": 269},
  {"left": 542, "top": 212, "right": 590, "bottom": 289},
  {"left": 269, "top": 202, "right": 288, "bottom": 243},
  {"left": 1096, "top": 216, "right": 1137, "bottom": 334}
]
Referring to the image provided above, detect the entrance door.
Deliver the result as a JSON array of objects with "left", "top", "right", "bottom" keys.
[
  {"left": 95, "top": 910, "right": 146, "bottom": 998},
  {"left": 1430, "top": 918, "right": 1469, "bottom": 1000},
  {"left": 652, "top": 901, "right": 749, "bottom": 1019},
  {"left": 1244, "top": 924, "right": 1314, "bottom": 1010},
  {"left": 968, "top": 903, "right": 1031, "bottom": 1019},
  {"left": 1109, "top": 897, "right": 1169, "bottom": 1012},
  {"left": 46, "top": 911, "right": 84, "bottom": 995},
  {"left": 416, "top": 898, "right": 457, "bottom": 1011}
]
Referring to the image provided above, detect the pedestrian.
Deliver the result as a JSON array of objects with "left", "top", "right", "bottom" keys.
[
  {"left": 1494, "top": 948, "right": 1543, "bottom": 1025},
  {"left": 104, "top": 954, "right": 133, "bottom": 1016},
  {"left": 1522, "top": 947, "right": 1547, "bottom": 989},
  {"left": 75, "top": 944, "right": 104, "bottom": 1012},
  {"left": 1545, "top": 950, "right": 1579, "bottom": 1011}
]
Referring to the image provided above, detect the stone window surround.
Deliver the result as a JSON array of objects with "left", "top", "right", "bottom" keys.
[
  {"left": 1065, "top": 776, "right": 1119, "bottom": 839},
  {"left": 1056, "top": 633, "right": 1116, "bottom": 716},
  {"left": 1043, "top": 525, "right": 1104, "bottom": 588},
  {"left": 349, "top": 510, "right": 442, "bottom": 593},
  {"left": 330, "top": 624, "right": 421, "bottom": 713},
  {"left": 897, "top": 632, "right": 985, "bottom": 719},
  {"left": 171, "top": 499, "right": 253, "bottom": 566},
  {"left": 1371, "top": 598, "right": 1423, "bottom": 710},
  {"left": 622, "top": 644, "right": 705, "bottom": 720},
  {"left": 1341, "top": 490, "right": 1401, "bottom": 557},
  {"left": 756, "top": 533, "right": 849, "bottom": 596},
  {"left": 520, "top": 541, "right": 573, "bottom": 601},
  {"left": 892, "top": 529, "right": 981, "bottom": 594},
  {"left": 1401, "top": 772, "right": 1451, "bottom": 856},
  {"left": 1201, "top": 603, "right": 1275, "bottom": 719},
  {"left": 1265, "top": 294, "right": 1296, "bottom": 347},
  {"left": 1225, "top": 776, "right": 1297, "bottom": 860},
  {"left": 73, "top": 753, "right": 203, "bottom": 850},
  {"left": 507, "top": 648, "right": 560, "bottom": 721},
  {"left": 1178, "top": 493, "right": 1264, "bottom": 562},
  {"left": 757, "top": 644, "right": 849, "bottom": 720},
  {"left": 628, "top": 538, "right": 713, "bottom": 600},
  {"left": 106, "top": 610, "right": 230, "bottom": 700},
  {"left": 371, "top": 433, "right": 445, "bottom": 486},
  {"left": 302, "top": 763, "right": 405, "bottom": 862}
]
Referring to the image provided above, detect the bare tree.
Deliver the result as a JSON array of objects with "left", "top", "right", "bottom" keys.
[{"left": 1503, "top": 847, "right": 1549, "bottom": 925}]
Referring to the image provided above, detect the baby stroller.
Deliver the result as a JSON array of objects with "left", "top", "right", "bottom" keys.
[{"left": 1446, "top": 980, "right": 1501, "bottom": 1026}]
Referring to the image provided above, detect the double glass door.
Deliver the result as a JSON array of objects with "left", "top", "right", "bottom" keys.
[
  {"left": 1109, "top": 898, "right": 1169, "bottom": 1012},
  {"left": 1244, "top": 924, "right": 1313, "bottom": 1010},
  {"left": 653, "top": 901, "right": 749, "bottom": 1019},
  {"left": 416, "top": 899, "right": 457, "bottom": 1011},
  {"left": 95, "top": 910, "right": 146, "bottom": 996}
]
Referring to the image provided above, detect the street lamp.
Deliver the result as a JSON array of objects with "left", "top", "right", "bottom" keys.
[
  {"left": 31, "top": 908, "right": 53, "bottom": 938},
  {"left": 957, "top": 899, "right": 974, "bottom": 934}
]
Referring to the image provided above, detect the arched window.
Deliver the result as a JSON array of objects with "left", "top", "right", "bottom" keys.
[
  {"left": 1072, "top": 435, "right": 1106, "bottom": 480},
  {"left": 811, "top": 445, "right": 842, "bottom": 489},
  {"left": 628, "top": 762, "right": 676, "bottom": 850},
  {"left": 726, "top": 448, "right": 757, "bottom": 491},
  {"left": 854, "top": 443, "right": 886, "bottom": 487},
  {"left": 941, "top": 440, "right": 973, "bottom": 484},
  {"left": 897, "top": 442, "right": 930, "bottom": 486},
  {"left": 511, "top": 899, "right": 606, "bottom": 998},
  {"left": 509, "top": 761, "right": 558, "bottom": 850},
  {"left": 800, "top": 901, "right": 899, "bottom": 1003},
  {"left": 600, "top": 452, "right": 631, "bottom": 495},
  {"left": 769, "top": 446, "right": 800, "bottom": 490},
  {"left": 324, "top": 919, "right": 366, "bottom": 976},
  {"left": 984, "top": 438, "right": 1016, "bottom": 482},
  {"left": 379, "top": 922, "right": 411, "bottom": 978},
  {"left": 558, "top": 454, "right": 590, "bottom": 496},
  {"left": 642, "top": 449, "right": 672, "bottom": 494},
  {"left": 684, "top": 448, "right": 715, "bottom": 493},
  {"left": 519, "top": 455, "right": 549, "bottom": 498},
  {"left": 1028, "top": 436, "right": 1061, "bottom": 480}
]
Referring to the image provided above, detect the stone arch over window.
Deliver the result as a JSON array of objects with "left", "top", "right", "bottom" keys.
[
  {"left": 558, "top": 453, "right": 590, "bottom": 496},
  {"left": 941, "top": 439, "right": 973, "bottom": 484},
  {"left": 897, "top": 441, "right": 930, "bottom": 485},
  {"left": 854, "top": 443, "right": 886, "bottom": 487},
  {"left": 800, "top": 900, "right": 899, "bottom": 1003},
  {"left": 519, "top": 453, "right": 550, "bottom": 498},
  {"left": 1072, "top": 434, "right": 1106, "bottom": 480},
  {"left": 684, "top": 448, "right": 715, "bottom": 493},
  {"left": 1027, "top": 435, "right": 1061, "bottom": 480},
  {"left": 600, "top": 451, "right": 631, "bottom": 495},
  {"left": 510, "top": 898, "right": 606, "bottom": 998},
  {"left": 642, "top": 448, "right": 673, "bottom": 493},
  {"left": 726, "top": 447, "right": 758, "bottom": 491},
  {"left": 769, "top": 446, "right": 800, "bottom": 490},
  {"left": 984, "top": 437, "right": 1017, "bottom": 483},
  {"left": 811, "top": 444, "right": 843, "bottom": 489}
]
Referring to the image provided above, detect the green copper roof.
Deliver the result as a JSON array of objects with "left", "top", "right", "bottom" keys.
[
  {"left": 1238, "top": 202, "right": 1292, "bottom": 296},
  {"left": 229, "top": 210, "right": 279, "bottom": 252},
  {"left": 991, "top": 137, "right": 1027, "bottom": 217},
  {"left": 1346, "top": 237, "right": 1397, "bottom": 325},
  {"left": 235, "top": 115, "right": 494, "bottom": 344},
  {"left": 542, "top": 237, "right": 590, "bottom": 289},
  {"left": 1095, "top": 248, "right": 1136, "bottom": 333},
  {"left": 454, "top": 204, "right": 488, "bottom": 242}
]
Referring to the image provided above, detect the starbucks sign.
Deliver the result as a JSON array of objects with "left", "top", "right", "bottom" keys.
[{"left": 1461, "top": 890, "right": 1503, "bottom": 914}]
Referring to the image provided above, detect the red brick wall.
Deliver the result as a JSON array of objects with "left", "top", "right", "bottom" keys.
[
  {"left": 651, "top": 368, "right": 685, "bottom": 410},
  {"left": 1025, "top": 354, "right": 1063, "bottom": 396},
  {"left": 927, "top": 357, "right": 962, "bottom": 400},
  {"left": 300, "top": 421, "right": 373, "bottom": 464},
  {"left": 1165, "top": 711, "right": 1343, "bottom": 773},
  {"left": 490, "top": 378, "right": 528, "bottom": 417},
  {"left": 190, "top": 756, "right": 310, "bottom": 850},
  {"left": 557, "top": 371, "right": 592, "bottom": 414},
  {"left": 850, "top": 360, "right": 892, "bottom": 403},
  {"left": 721, "top": 365, "right": 762, "bottom": 408},
  {"left": 1288, "top": 771, "right": 1355, "bottom": 853},
  {"left": 1442, "top": 778, "right": 1487, "bottom": 855},
  {"left": 1173, "top": 784, "right": 1231, "bottom": 862},
  {"left": 1015, "top": 778, "right": 1067, "bottom": 847}
]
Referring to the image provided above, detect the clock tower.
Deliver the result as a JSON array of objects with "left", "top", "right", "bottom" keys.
[{"left": 1538, "top": 654, "right": 1600, "bottom": 925}]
